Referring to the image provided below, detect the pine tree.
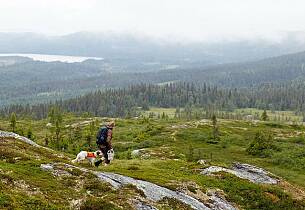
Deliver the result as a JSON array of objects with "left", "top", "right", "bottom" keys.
[
  {"left": 44, "top": 134, "right": 49, "bottom": 146},
  {"left": 48, "top": 107, "right": 63, "bottom": 149},
  {"left": 212, "top": 114, "right": 220, "bottom": 141},
  {"left": 27, "top": 126, "right": 34, "bottom": 140},
  {"left": 187, "top": 145, "right": 194, "bottom": 162},
  {"left": 55, "top": 119, "right": 62, "bottom": 148},
  {"left": 85, "top": 121, "right": 96, "bottom": 148},
  {"left": 247, "top": 132, "right": 274, "bottom": 157},
  {"left": 148, "top": 112, "right": 155, "bottom": 118},
  {"left": 261, "top": 110, "right": 268, "bottom": 121},
  {"left": 161, "top": 112, "right": 166, "bottom": 119},
  {"left": 74, "top": 126, "right": 82, "bottom": 142},
  {"left": 175, "top": 107, "right": 180, "bottom": 119},
  {"left": 10, "top": 112, "right": 17, "bottom": 132},
  {"left": 48, "top": 107, "right": 56, "bottom": 124}
]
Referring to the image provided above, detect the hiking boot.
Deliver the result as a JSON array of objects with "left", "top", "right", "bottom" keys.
[{"left": 94, "top": 160, "right": 102, "bottom": 167}]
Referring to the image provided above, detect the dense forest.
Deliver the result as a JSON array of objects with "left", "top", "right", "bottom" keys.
[
  {"left": 1, "top": 50, "right": 305, "bottom": 106},
  {"left": 2, "top": 82, "right": 305, "bottom": 119}
]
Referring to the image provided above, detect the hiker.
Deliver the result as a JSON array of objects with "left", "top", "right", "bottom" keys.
[{"left": 94, "top": 121, "right": 115, "bottom": 167}]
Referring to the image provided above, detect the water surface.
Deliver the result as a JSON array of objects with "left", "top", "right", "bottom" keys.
[{"left": 0, "top": 53, "right": 103, "bottom": 63}]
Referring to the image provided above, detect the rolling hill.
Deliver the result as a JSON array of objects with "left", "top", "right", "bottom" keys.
[
  {"left": 1, "top": 50, "right": 305, "bottom": 107},
  {"left": 1, "top": 116, "right": 305, "bottom": 209}
]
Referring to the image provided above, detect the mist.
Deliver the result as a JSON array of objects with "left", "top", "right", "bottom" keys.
[{"left": 1, "top": 0, "right": 305, "bottom": 43}]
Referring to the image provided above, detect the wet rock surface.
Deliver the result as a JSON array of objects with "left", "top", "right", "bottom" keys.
[
  {"left": 132, "top": 199, "right": 159, "bottom": 210},
  {"left": 131, "top": 149, "right": 146, "bottom": 158},
  {"left": 0, "top": 130, "right": 41, "bottom": 147},
  {"left": 4, "top": 131, "right": 238, "bottom": 210},
  {"left": 201, "top": 162, "right": 278, "bottom": 184},
  {"left": 94, "top": 171, "right": 209, "bottom": 210},
  {"left": 40, "top": 163, "right": 72, "bottom": 177},
  {"left": 176, "top": 181, "right": 237, "bottom": 210},
  {"left": 42, "top": 163, "right": 238, "bottom": 210},
  {"left": 206, "top": 190, "right": 237, "bottom": 210}
]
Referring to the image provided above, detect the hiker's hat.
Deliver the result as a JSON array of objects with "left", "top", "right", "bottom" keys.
[{"left": 107, "top": 121, "right": 115, "bottom": 128}]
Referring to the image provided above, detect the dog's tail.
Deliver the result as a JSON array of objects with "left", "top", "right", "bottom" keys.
[{"left": 71, "top": 158, "right": 77, "bottom": 163}]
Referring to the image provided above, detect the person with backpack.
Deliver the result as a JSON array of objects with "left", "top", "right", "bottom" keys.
[{"left": 94, "top": 121, "right": 115, "bottom": 167}]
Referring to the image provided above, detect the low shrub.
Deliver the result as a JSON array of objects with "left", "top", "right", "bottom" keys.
[
  {"left": 124, "top": 184, "right": 146, "bottom": 197},
  {"left": 247, "top": 132, "right": 276, "bottom": 157},
  {"left": 127, "top": 165, "right": 139, "bottom": 171},
  {"left": 0, "top": 193, "right": 12, "bottom": 208},
  {"left": 138, "top": 140, "right": 158, "bottom": 148},
  {"left": 291, "top": 136, "right": 305, "bottom": 145},
  {"left": 0, "top": 174, "right": 14, "bottom": 184},
  {"left": 271, "top": 152, "right": 305, "bottom": 170},
  {"left": 80, "top": 198, "right": 119, "bottom": 210},
  {"left": 83, "top": 178, "right": 112, "bottom": 195},
  {"left": 23, "top": 197, "right": 56, "bottom": 209},
  {"left": 69, "top": 168, "right": 83, "bottom": 176},
  {"left": 61, "top": 177, "right": 77, "bottom": 187},
  {"left": 265, "top": 123, "right": 284, "bottom": 128},
  {"left": 159, "top": 197, "right": 193, "bottom": 210}
]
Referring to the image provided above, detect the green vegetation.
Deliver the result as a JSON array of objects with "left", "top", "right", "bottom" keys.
[
  {"left": 2, "top": 49, "right": 305, "bottom": 108},
  {"left": 262, "top": 110, "right": 269, "bottom": 121},
  {"left": 9, "top": 112, "right": 16, "bottom": 132},
  {"left": 211, "top": 114, "right": 220, "bottom": 142},
  {"left": 2, "top": 29, "right": 305, "bottom": 209},
  {"left": 247, "top": 132, "right": 276, "bottom": 157},
  {"left": 2, "top": 82, "right": 305, "bottom": 122},
  {"left": 1, "top": 109, "right": 305, "bottom": 209}
]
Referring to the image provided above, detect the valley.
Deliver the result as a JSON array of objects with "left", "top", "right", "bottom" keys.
[
  {"left": 1, "top": 50, "right": 305, "bottom": 107},
  {"left": 1, "top": 6, "right": 305, "bottom": 209}
]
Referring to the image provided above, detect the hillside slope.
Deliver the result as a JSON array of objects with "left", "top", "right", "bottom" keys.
[
  {"left": 142, "top": 50, "right": 305, "bottom": 87},
  {"left": 0, "top": 131, "right": 235, "bottom": 210},
  {"left": 1, "top": 116, "right": 305, "bottom": 210}
]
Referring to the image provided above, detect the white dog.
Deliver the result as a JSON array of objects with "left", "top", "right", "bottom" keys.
[{"left": 71, "top": 150, "right": 102, "bottom": 166}]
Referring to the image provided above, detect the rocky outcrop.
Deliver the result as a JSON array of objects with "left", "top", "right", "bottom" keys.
[
  {"left": 0, "top": 130, "right": 41, "bottom": 147},
  {"left": 42, "top": 163, "right": 238, "bottom": 210},
  {"left": 131, "top": 149, "right": 151, "bottom": 159},
  {"left": 3, "top": 130, "right": 237, "bottom": 210},
  {"left": 132, "top": 199, "right": 159, "bottom": 210},
  {"left": 94, "top": 171, "right": 209, "bottom": 210},
  {"left": 42, "top": 163, "right": 210, "bottom": 210},
  {"left": 40, "top": 163, "right": 72, "bottom": 177},
  {"left": 201, "top": 163, "right": 278, "bottom": 184},
  {"left": 207, "top": 190, "right": 237, "bottom": 210},
  {"left": 131, "top": 149, "right": 145, "bottom": 158},
  {"left": 40, "top": 163, "right": 236, "bottom": 210}
]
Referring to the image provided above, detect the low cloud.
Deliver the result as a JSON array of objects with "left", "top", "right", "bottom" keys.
[{"left": 1, "top": 0, "right": 305, "bottom": 42}]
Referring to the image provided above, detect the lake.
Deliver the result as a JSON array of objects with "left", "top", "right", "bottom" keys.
[{"left": 0, "top": 53, "right": 103, "bottom": 63}]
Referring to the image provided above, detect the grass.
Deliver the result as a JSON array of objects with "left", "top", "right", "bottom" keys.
[
  {"left": 142, "top": 107, "right": 305, "bottom": 123},
  {"left": 143, "top": 107, "right": 178, "bottom": 118},
  {"left": 1, "top": 112, "right": 305, "bottom": 209},
  {"left": 235, "top": 108, "right": 304, "bottom": 122}
]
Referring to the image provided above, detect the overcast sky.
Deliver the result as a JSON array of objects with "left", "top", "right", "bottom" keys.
[{"left": 1, "top": 0, "right": 305, "bottom": 42}]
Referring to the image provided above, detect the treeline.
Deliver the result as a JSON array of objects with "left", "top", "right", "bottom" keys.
[
  {"left": 2, "top": 50, "right": 305, "bottom": 107},
  {"left": 1, "top": 82, "right": 305, "bottom": 119}
]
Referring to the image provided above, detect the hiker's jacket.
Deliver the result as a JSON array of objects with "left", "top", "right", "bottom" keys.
[
  {"left": 107, "top": 129, "right": 113, "bottom": 147},
  {"left": 97, "top": 128, "right": 112, "bottom": 148}
]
